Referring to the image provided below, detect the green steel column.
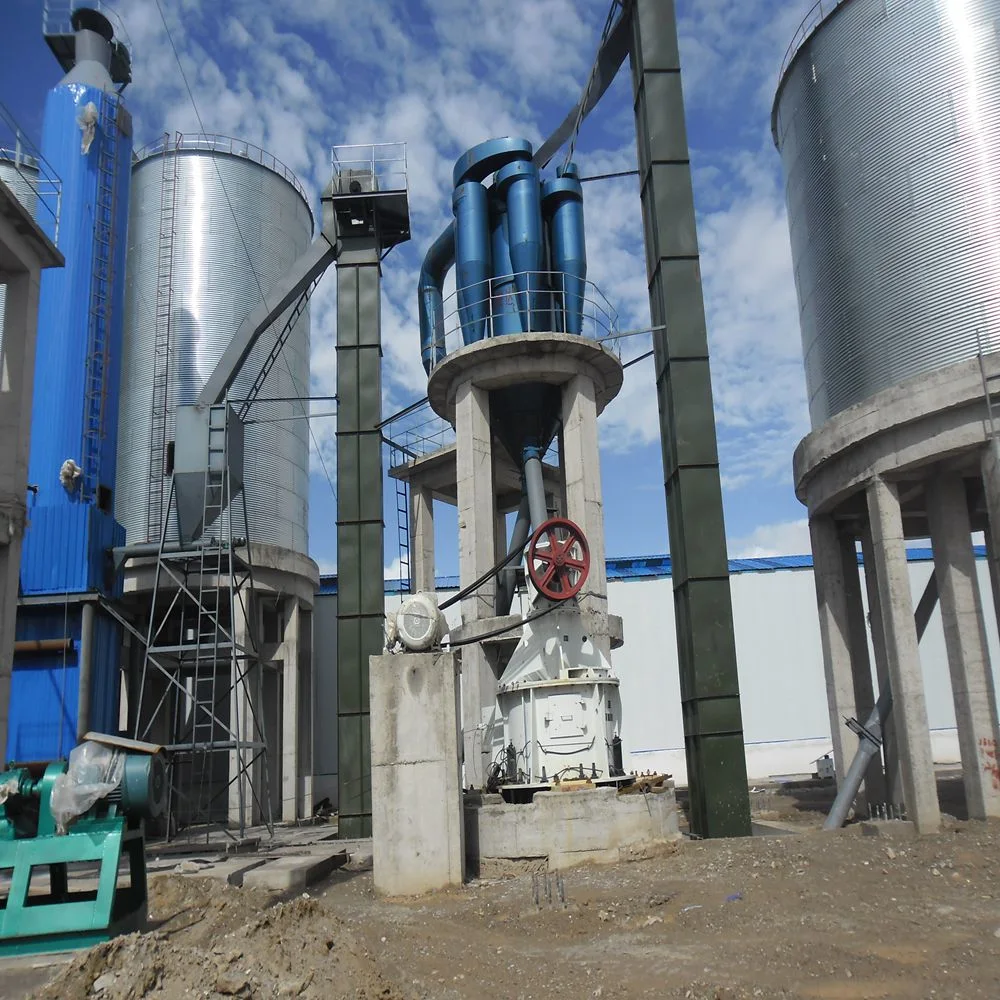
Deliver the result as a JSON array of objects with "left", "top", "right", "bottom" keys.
[
  {"left": 628, "top": 0, "right": 751, "bottom": 837},
  {"left": 336, "top": 240, "right": 384, "bottom": 838}
]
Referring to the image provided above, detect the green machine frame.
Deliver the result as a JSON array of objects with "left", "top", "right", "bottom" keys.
[{"left": 0, "top": 743, "right": 162, "bottom": 956}]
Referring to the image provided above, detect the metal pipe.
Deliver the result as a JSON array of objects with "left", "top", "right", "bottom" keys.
[
  {"left": 824, "top": 570, "right": 938, "bottom": 829},
  {"left": 523, "top": 447, "right": 548, "bottom": 530},
  {"left": 495, "top": 495, "right": 531, "bottom": 616},
  {"left": 13, "top": 639, "right": 74, "bottom": 653},
  {"left": 77, "top": 602, "right": 95, "bottom": 740},
  {"left": 111, "top": 537, "right": 243, "bottom": 567},
  {"left": 417, "top": 223, "right": 455, "bottom": 372},
  {"left": 823, "top": 686, "right": 891, "bottom": 831}
]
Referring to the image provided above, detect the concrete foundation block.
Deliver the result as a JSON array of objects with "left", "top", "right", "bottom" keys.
[
  {"left": 241, "top": 850, "right": 347, "bottom": 891},
  {"left": 371, "top": 652, "right": 464, "bottom": 896},
  {"left": 464, "top": 784, "right": 681, "bottom": 873}
]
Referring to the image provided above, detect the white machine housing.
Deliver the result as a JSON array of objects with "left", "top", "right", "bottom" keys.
[{"left": 493, "top": 599, "right": 621, "bottom": 785}]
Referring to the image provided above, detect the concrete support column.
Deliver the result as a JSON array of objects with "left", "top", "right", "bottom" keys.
[
  {"left": 839, "top": 530, "right": 886, "bottom": 806},
  {"left": 281, "top": 598, "right": 301, "bottom": 822},
  {"left": 980, "top": 438, "right": 1000, "bottom": 639},
  {"left": 926, "top": 473, "right": 1000, "bottom": 819},
  {"left": 229, "top": 593, "right": 256, "bottom": 829},
  {"left": 866, "top": 477, "right": 940, "bottom": 833},
  {"left": 808, "top": 515, "right": 861, "bottom": 787},
  {"left": 410, "top": 485, "right": 435, "bottom": 593},
  {"left": 455, "top": 380, "right": 496, "bottom": 788},
  {"left": 561, "top": 374, "right": 609, "bottom": 647},
  {"left": 860, "top": 524, "right": 903, "bottom": 806}
]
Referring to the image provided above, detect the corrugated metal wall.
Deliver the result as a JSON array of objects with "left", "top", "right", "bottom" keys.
[
  {"left": 116, "top": 142, "right": 313, "bottom": 553},
  {"left": 7, "top": 605, "right": 120, "bottom": 762},
  {"left": 773, "top": 0, "right": 1000, "bottom": 425},
  {"left": 28, "top": 83, "right": 131, "bottom": 515}
]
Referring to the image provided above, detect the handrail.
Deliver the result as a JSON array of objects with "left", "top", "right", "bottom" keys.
[
  {"left": 133, "top": 132, "right": 310, "bottom": 206},
  {"left": 0, "top": 104, "right": 63, "bottom": 244},
  {"left": 777, "top": 0, "right": 849, "bottom": 84},
  {"left": 433, "top": 271, "right": 621, "bottom": 369},
  {"left": 42, "top": 0, "right": 133, "bottom": 59}
]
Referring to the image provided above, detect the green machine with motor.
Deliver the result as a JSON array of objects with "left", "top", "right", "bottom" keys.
[{"left": 0, "top": 734, "right": 166, "bottom": 956}]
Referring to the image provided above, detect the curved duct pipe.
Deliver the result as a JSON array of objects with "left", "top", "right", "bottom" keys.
[
  {"left": 542, "top": 163, "right": 587, "bottom": 335},
  {"left": 495, "top": 495, "right": 531, "bottom": 616},
  {"left": 418, "top": 223, "right": 455, "bottom": 373}
]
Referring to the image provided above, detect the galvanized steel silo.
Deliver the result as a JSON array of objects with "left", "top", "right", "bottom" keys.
[
  {"left": 773, "top": 0, "right": 1000, "bottom": 427},
  {"left": 117, "top": 134, "right": 313, "bottom": 553}
]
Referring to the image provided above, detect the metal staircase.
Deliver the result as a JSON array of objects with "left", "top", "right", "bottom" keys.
[
  {"left": 147, "top": 132, "right": 179, "bottom": 541},
  {"left": 236, "top": 276, "right": 318, "bottom": 421},
  {"left": 81, "top": 94, "right": 120, "bottom": 502},
  {"left": 133, "top": 405, "right": 272, "bottom": 840}
]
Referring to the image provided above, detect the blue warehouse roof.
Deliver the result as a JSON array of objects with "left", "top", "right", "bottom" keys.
[{"left": 316, "top": 546, "right": 979, "bottom": 596}]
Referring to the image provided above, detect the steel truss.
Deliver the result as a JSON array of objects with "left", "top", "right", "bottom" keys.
[{"left": 131, "top": 406, "right": 273, "bottom": 841}]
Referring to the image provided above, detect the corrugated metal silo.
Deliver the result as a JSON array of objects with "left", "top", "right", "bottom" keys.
[
  {"left": 772, "top": 0, "right": 1000, "bottom": 426},
  {"left": 117, "top": 134, "right": 313, "bottom": 554}
]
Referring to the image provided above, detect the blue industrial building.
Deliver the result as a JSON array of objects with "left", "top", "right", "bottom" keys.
[{"left": 8, "top": 8, "right": 132, "bottom": 763}]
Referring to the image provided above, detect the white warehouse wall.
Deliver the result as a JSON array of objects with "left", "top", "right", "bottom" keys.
[{"left": 373, "top": 552, "right": 1000, "bottom": 787}]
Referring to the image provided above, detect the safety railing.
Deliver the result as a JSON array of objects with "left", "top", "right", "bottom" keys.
[
  {"left": 133, "top": 133, "right": 310, "bottom": 206},
  {"left": 0, "top": 104, "right": 62, "bottom": 244},
  {"left": 42, "top": 0, "right": 133, "bottom": 57},
  {"left": 433, "top": 271, "right": 620, "bottom": 367},
  {"left": 384, "top": 402, "right": 456, "bottom": 462},
  {"left": 778, "top": 0, "right": 849, "bottom": 82},
  {"left": 331, "top": 142, "right": 408, "bottom": 196}
]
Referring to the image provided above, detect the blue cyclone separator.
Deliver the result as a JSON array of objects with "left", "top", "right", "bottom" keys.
[
  {"left": 489, "top": 195, "right": 521, "bottom": 337},
  {"left": 496, "top": 159, "right": 545, "bottom": 333},
  {"left": 542, "top": 162, "right": 587, "bottom": 335},
  {"left": 418, "top": 136, "right": 589, "bottom": 367},
  {"left": 453, "top": 181, "right": 491, "bottom": 345}
]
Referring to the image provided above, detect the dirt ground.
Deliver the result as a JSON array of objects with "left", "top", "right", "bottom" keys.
[{"left": 23, "top": 810, "right": 1000, "bottom": 1000}]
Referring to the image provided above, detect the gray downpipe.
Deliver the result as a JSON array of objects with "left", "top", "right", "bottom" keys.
[
  {"left": 495, "top": 495, "right": 532, "bottom": 616},
  {"left": 77, "top": 601, "right": 95, "bottom": 740},
  {"left": 824, "top": 570, "right": 938, "bottom": 829},
  {"left": 523, "top": 448, "right": 548, "bottom": 529}
]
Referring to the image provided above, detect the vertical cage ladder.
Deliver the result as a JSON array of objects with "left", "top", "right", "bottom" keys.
[
  {"left": 148, "top": 132, "right": 180, "bottom": 540},
  {"left": 81, "top": 95, "right": 120, "bottom": 501}
]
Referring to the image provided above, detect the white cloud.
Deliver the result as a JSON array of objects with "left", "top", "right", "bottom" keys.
[
  {"left": 731, "top": 518, "right": 810, "bottom": 558},
  {"left": 105, "top": 0, "right": 818, "bottom": 560}
]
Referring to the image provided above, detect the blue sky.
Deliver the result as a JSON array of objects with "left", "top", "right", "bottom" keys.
[{"left": 2, "top": 0, "right": 821, "bottom": 577}]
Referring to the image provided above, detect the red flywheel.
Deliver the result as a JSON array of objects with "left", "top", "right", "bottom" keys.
[{"left": 527, "top": 517, "right": 590, "bottom": 601}]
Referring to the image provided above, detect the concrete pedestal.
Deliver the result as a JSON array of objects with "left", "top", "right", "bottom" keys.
[
  {"left": 464, "top": 784, "right": 680, "bottom": 873},
  {"left": 370, "top": 651, "right": 464, "bottom": 896}
]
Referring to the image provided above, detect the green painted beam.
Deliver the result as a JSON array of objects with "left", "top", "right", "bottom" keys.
[{"left": 628, "top": 0, "right": 751, "bottom": 838}]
